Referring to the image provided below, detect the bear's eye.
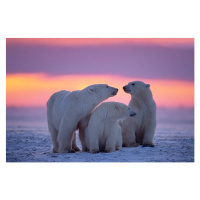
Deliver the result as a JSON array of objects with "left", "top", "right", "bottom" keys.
[
  {"left": 106, "top": 85, "right": 109, "bottom": 88},
  {"left": 131, "top": 83, "right": 135, "bottom": 86}
]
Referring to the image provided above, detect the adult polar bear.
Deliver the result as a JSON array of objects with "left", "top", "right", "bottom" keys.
[
  {"left": 47, "top": 84, "right": 118, "bottom": 153},
  {"left": 122, "top": 81, "right": 156, "bottom": 147}
]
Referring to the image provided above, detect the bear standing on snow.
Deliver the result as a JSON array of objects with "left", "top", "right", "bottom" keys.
[
  {"left": 122, "top": 81, "right": 156, "bottom": 147},
  {"left": 84, "top": 102, "right": 136, "bottom": 153},
  {"left": 47, "top": 84, "right": 118, "bottom": 153}
]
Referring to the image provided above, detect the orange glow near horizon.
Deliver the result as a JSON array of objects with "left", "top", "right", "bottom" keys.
[
  {"left": 6, "top": 73, "right": 194, "bottom": 108},
  {"left": 6, "top": 38, "right": 194, "bottom": 47}
]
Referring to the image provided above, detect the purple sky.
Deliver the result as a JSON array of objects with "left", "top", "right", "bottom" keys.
[{"left": 6, "top": 42, "right": 194, "bottom": 81}]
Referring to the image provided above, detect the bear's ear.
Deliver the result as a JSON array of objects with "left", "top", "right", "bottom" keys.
[
  {"left": 114, "top": 104, "right": 120, "bottom": 111},
  {"left": 146, "top": 84, "right": 150, "bottom": 88}
]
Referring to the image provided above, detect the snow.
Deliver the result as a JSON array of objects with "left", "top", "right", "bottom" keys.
[{"left": 6, "top": 107, "right": 194, "bottom": 162}]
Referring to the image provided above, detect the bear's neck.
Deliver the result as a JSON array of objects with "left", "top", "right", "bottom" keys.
[
  {"left": 79, "top": 93, "right": 100, "bottom": 118},
  {"left": 134, "top": 89, "right": 153, "bottom": 101},
  {"left": 129, "top": 93, "right": 153, "bottom": 108}
]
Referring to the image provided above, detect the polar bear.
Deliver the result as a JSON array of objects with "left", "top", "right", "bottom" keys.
[
  {"left": 83, "top": 102, "right": 136, "bottom": 153},
  {"left": 122, "top": 81, "right": 156, "bottom": 147},
  {"left": 47, "top": 84, "right": 118, "bottom": 153}
]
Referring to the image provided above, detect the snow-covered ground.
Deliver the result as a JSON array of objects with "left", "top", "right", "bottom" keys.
[{"left": 6, "top": 107, "right": 194, "bottom": 162}]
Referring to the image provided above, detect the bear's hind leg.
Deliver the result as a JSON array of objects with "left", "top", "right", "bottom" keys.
[
  {"left": 57, "top": 120, "right": 76, "bottom": 153},
  {"left": 142, "top": 125, "right": 156, "bottom": 147},
  {"left": 48, "top": 124, "right": 59, "bottom": 153},
  {"left": 142, "top": 131, "right": 155, "bottom": 147}
]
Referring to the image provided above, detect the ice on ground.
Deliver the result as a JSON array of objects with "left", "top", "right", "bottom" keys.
[{"left": 6, "top": 107, "right": 194, "bottom": 162}]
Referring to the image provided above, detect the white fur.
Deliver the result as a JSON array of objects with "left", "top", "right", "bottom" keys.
[
  {"left": 84, "top": 102, "right": 136, "bottom": 153},
  {"left": 47, "top": 84, "right": 118, "bottom": 153},
  {"left": 122, "top": 81, "right": 156, "bottom": 147}
]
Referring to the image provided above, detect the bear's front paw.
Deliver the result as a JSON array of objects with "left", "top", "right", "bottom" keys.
[
  {"left": 122, "top": 143, "right": 128, "bottom": 147},
  {"left": 67, "top": 149, "right": 76, "bottom": 153},
  {"left": 104, "top": 149, "right": 114, "bottom": 153},
  {"left": 142, "top": 144, "right": 155, "bottom": 147},
  {"left": 82, "top": 147, "right": 89, "bottom": 152},
  {"left": 115, "top": 146, "right": 121, "bottom": 151},
  {"left": 51, "top": 147, "right": 58, "bottom": 153},
  {"left": 85, "top": 147, "right": 89, "bottom": 152},
  {"left": 72, "top": 146, "right": 81, "bottom": 152},
  {"left": 129, "top": 142, "right": 140, "bottom": 147},
  {"left": 90, "top": 149, "right": 100, "bottom": 154}
]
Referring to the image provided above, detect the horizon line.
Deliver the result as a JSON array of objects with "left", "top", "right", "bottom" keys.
[
  {"left": 6, "top": 72, "right": 194, "bottom": 82},
  {"left": 6, "top": 38, "right": 194, "bottom": 48},
  {"left": 6, "top": 105, "right": 194, "bottom": 109}
]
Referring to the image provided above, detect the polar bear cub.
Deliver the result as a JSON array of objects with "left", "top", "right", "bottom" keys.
[
  {"left": 122, "top": 81, "right": 156, "bottom": 147},
  {"left": 84, "top": 102, "right": 136, "bottom": 153},
  {"left": 47, "top": 84, "right": 118, "bottom": 153}
]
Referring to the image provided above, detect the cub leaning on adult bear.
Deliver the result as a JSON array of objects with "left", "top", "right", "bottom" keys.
[
  {"left": 47, "top": 84, "right": 118, "bottom": 153},
  {"left": 82, "top": 102, "right": 136, "bottom": 153},
  {"left": 121, "top": 81, "right": 156, "bottom": 147}
]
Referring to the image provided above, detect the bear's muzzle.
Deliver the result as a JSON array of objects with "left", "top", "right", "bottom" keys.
[
  {"left": 123, "top": 85, "right": 131, "bottom": 93},
  {"left": 111, "top": 88, "right": 118, "bottom": 96}
]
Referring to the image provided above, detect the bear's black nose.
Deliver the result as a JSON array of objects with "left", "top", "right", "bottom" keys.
[
  {"left": 123, "top": 86, "right": 126, "bottom": 91},
  {"left": 130, "top": 112, "right": 136, "bottom": 117},
  {"left": 111, "top": 88, "right": 118, "bottom": 96}
]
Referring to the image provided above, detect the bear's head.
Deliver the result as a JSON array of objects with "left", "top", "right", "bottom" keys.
[
  {"left": 97, "top": 102, "right": 136, "bottom": 120},
  {"left": 112, "top": 102, "right": 136, "bottom": 120},
  {"left": 85, "top": 84, "right": 118, "bottom": 102},
  {"left": 123, "top": 81, "right": 152, "bottom": 98}
]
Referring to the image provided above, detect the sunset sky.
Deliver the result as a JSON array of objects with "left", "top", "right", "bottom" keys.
[{"left": 6, "top": 38, "right": 194, "bottom": 108}]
